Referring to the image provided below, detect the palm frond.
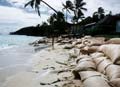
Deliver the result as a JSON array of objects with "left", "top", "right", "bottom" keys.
[
  {"left": 79, "top": 2, "right": 86, "bottom": 7},
  {"left": 81, "top": 7, "right": 87, "bottom": 11},
  {"left": 24, "top": 1, "right": 32, "bottom": 7}
]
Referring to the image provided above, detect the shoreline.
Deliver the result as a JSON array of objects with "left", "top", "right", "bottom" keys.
[
  {"left": 1, "top": 36, "right": 120, "bottom": 87},
  {"left": 1, "top": 43, "right": 72, "bottom": 87}
]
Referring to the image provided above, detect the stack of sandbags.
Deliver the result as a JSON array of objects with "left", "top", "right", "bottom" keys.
[
  {"left": 106, "top": 65, "right": 120, "bottom": 87},
  {"left": 81, "top": 36, "right": 105, "bottom": 46},
  {"left": 92, "top": 53, "right": 120, "bottom": 87},
  {"left": 99, "top": 44, "right": 120, "bottom": 64},
  {"left": 79, "top": 71, "right": 111, "bottom": 87},
  {"left": 106, "top": 65, "right": 120, "bottom": 80},
  {"left": 93, "top": 57, "right": 112, "bottom": 74},
  {"left": 89, "top": 37, "right": 106, "bottom": 46},
  {"left": 75, "top": 56, "right": 96, "bottom": 72}
]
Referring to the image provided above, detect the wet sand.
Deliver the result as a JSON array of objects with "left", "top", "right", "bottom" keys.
[{"left": 1, "top": 44, "right": 72, "bottom": 87}]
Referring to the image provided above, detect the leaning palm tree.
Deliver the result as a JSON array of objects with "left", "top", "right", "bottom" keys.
[
  {"left": 25, "top": 0, "right": 58, "bottom": 49},
  {"left": 25, "top": 0, "right": 58, "bottom": 16}
]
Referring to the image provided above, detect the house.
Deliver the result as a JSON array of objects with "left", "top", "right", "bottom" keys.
[{"left": 83, "top": 14, "right": 120, "bottom": 35}]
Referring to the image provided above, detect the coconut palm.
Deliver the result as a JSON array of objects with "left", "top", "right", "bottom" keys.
[
  {"left": 73, "top": 0, "right": 87, "bottom": 23},
  {"left": 62, "top": 0, "right": 74, "bottom": 21},
  {"left": 63, "top": 0, "right": 87, "bottom": 23},
  {"left": 25, "top": 0, "right": 58, "bottom": 16},
  {"left": 25, "top": 0, "right": 59, "bottom": 49},
  {"left": 93, "top": 7, "right": 105, "bottom": 22}
]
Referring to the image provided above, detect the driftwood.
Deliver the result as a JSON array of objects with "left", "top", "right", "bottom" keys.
[
  {"left": 99, "top": 44, "right": 120, "bottom": 64},
  {"left": 79, "top": 71, "right": 111, "bottom": 87}
]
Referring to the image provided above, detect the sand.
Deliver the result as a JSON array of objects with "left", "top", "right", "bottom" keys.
[{"left": 2, "top": 44, "right": 74, "bottom": 87}]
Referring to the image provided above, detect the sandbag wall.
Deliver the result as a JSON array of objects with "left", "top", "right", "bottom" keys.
[
  {"left": 91, "top": 58, "right": 120, "bottom": 86},
  {"left": 73, "top": 55, "right": 111, "bottom": 87},
  {"left": 64, "top": 36, "right": 120, "bottom": 87}
]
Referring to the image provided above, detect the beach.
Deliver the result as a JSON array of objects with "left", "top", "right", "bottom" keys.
[
  {"left": 1, "top": 36, "right": 120, "bottom": 87},
  {"left": 0, "top": 43, "right": 73, "bottom": 87}
]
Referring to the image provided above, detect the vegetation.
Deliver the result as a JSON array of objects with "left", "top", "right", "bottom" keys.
[{"left": 10, "top": 0, "right": 119, "bottom": 40}]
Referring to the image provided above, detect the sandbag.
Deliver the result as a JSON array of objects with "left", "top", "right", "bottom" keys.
[
  {"left": 69, "top": 48, "right": 80, "bottom": 58},
  {"left": 79, "top": 71, "right": 111, "bottom": 87},
  {"left": 93, "top": 57, "right": 112, "bottom": 74},
  {"left": 99, "top": 44, "right": 120, "bottom": 64},
  {"left": 106, "top": 38, "right": 120, "bottom": 44},
  {"left": 63, "top": 44, "right": 74, "bottom": 49},
  {"left": 109, "top": 78, "right": 120, "bottom": 87},
  {"left": 106, "top": 65, "right": 120, "bottom": 80},
  {"left": 93, "top": 57, "right": 107, "bottom": 66},
  {"left": 80, "top": 46, "right": 98, "bottom": 55},
  {"left": 76, "top": 55, "right": 90, "bottom": 63},
  {"left": 75, "top": 44, "right": 85, "bottom": 49},
  {"left": 75, "top": 58, "right": 96, "bottom": 71},
  {"left": 91, "top": 52, "right": 104, "bottom": 58}
]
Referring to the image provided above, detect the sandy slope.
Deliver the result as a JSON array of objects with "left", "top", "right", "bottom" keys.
[{"left": 2, "top": 44, "right": 73, "bottom": 87}]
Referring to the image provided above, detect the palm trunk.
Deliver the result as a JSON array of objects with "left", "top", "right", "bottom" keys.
[
  {"left": 41, "top": 0, "right": 57, "bottom": 49},
  {"left": 41, "top": 0, "right": 58, "bottom": 14}
]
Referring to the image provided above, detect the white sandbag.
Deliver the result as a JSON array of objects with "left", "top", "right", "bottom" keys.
[
  {"left": 79, "top": 71, "right": 111, "bottom": 87},
  {"left": 75, "top": 44, "right": 85, "bottom": 49},
  {"left": 106, "top": 38, "right": 120, "bottom": 44},
  {"left": 106, "top": 65, "right": 120, "bottom": 80},
  {"left": 69, "top": 48, "right": 80, "bottom": 58},
  {"left": 91, "top": 52, "right": 104, "bottom": 58},
  {"left": 80, "top": 46, "right": 98, "bottom": 55},
  {"left": 76, "top": 55, "right": 90, "bottom": 63},
  {"left": 93, "top": 57, "right": 112, "bottom": 74},
  {"left": 99, "top": 44, "right": 120, "bottom": 64},
  {"left": 63, "top": 44, "right": 74, "bottom": 49},
  {"left": 93, "top": 57, "right": 107, "bottom": 66},
  {"left": 75, "top": 58, "right": 96, "bottom": 71},
  {"left": 109, "top": 78, "right": 120, "bottom": 87}
]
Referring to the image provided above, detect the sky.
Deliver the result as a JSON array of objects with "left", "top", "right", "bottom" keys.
[{"left": 0, "top": 0, "right": 120, "bottom": 25}]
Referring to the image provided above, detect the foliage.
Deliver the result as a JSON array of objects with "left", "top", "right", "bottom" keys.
[{"left": 63, "top": 0, "right": 87, "bottom": 23}]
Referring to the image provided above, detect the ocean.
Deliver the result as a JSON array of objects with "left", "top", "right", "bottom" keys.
[{"left": 0, "top": 23, "right": 43, "bottom": 86}]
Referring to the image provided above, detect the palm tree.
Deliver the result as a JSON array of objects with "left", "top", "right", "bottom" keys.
[
  {"left": 25, "top": 0, "right": 59, "bottom": 49},
  {"left": 63, "top": 0, "right": 87, "bottom": 23},
  {"left": 93, "top": 7, "right": 105, "bottom": 22},
  {"left": 62, "top": 0, "right": 74, "bottom": 21},
  {"left": 73, "top": 0, "right": 87, "bottom": 23},
  {"left": 47, "top": 12, "right": 65, "bottom": 49},
  {"left": 25, "top": 0, "right": 58, "bottom": 16}
]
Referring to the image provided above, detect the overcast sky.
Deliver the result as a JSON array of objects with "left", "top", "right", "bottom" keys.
[{"left": 0, "top": 0, "right": 120, "bottom": 24}]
